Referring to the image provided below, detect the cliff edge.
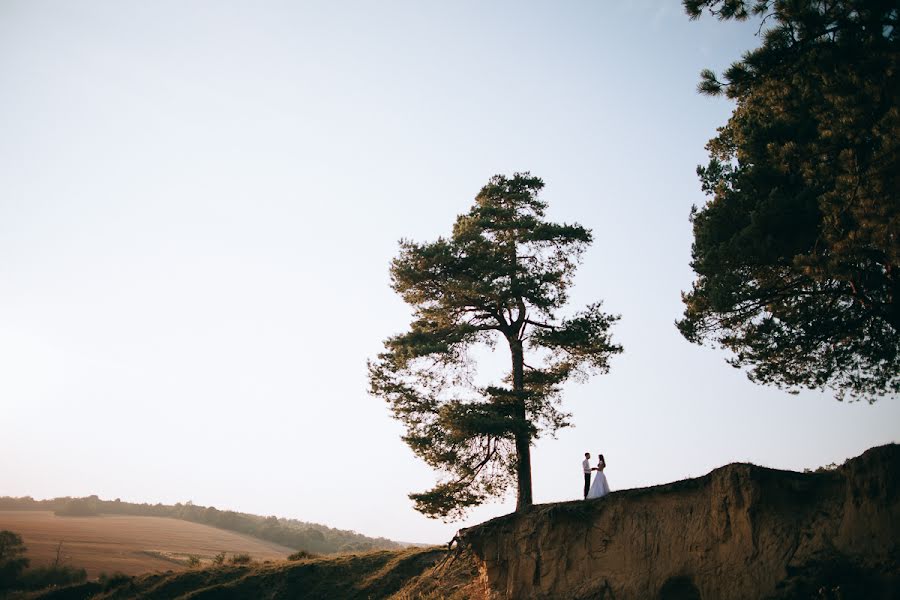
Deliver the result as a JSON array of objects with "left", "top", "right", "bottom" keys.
[{"left": 459, "top": 444, "right": 899, "bottom": 600}]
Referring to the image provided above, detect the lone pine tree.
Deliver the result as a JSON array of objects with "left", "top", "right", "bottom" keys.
[
  {"left": 679, "top": 0, "right": 899, "bottom": 401},
  {"left": 368, "top": 173, "right": 621, "bottom": 520}
]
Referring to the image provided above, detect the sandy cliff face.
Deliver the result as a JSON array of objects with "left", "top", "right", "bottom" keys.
[{"left": 459, "top": 444, "right": 899, "bottom": 600}]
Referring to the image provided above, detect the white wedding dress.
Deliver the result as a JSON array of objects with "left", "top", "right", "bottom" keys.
[{"left": 586, "top": 467, "right": 610, "bottom": 499}]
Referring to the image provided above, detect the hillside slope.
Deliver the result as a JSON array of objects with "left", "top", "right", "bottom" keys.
[
  {"left": 28, "top": 547, "right": 482, "bottom": 600},
  {"left": 0, "top": 512, "right": 295, "bottom": 577},
  {"left": 0, "top": 496, "right": 402, "bottom": 555}
]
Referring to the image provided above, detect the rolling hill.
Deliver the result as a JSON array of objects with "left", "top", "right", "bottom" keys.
[
  {"left": 0, "top": 511, "right": 296, "bottom": 578},
  {"left": 0, "top": 495, "right": 403, "bottom": 555},
  {"left": 19, "top": 444, "right": 899, "bottom": 600}
]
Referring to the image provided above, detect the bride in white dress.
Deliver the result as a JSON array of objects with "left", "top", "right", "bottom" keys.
[{"left": 586, "top": 454, "right": 610, "bottom": 499}]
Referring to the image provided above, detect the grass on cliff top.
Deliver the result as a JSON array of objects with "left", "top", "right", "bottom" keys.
[{"left": 26, "top": 545, "right": 483, "bottom": 600}]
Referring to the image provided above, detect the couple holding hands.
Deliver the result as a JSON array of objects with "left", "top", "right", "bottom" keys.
[{"left": 582, "top": 452, "right": 610, "bottom": 500}]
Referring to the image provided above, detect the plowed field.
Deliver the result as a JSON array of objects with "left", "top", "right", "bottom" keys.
[{"left": 0, "top": 510, "right": 295, "bottom": 577}]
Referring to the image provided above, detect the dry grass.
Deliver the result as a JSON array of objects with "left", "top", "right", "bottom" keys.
[
  {"left": 0, "top": 510, "right": 294, "bottom": 578},
  {"left": 2, "top": 512, "right": 486, "bottom": 599},
  {"left": 24, "top": 547, "right": 484, "bottom": 599},
  {"left": 388, "top": 548, "right": 486, "bottom": 600}
]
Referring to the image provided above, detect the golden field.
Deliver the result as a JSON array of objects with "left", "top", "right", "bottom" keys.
[{"left": 0, "top": 510, "right": 295, "bottom": 577}]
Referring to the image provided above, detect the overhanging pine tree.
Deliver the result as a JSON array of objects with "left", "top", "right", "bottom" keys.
[
  {"left": 678, "top": 0, "right": 899, "bottom": 401},
  {"left": 368, "top": 173, "right": 621, "bottom": 520}
]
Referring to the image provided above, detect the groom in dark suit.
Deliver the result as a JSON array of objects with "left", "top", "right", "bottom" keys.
[{"left": 582, "top": 452, "right": 592, "bottom": 499}]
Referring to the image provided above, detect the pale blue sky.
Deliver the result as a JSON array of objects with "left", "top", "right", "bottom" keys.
[{"left": 1, "top": 1, "right": 897, "bottom": 545}]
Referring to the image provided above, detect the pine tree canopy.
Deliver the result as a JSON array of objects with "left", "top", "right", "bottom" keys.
[
  {"left": 368, "top": 173, "right": 621, "bottom": 520},
  {"left": 678, "top": 0, "right": 899, "bottom": 401}
]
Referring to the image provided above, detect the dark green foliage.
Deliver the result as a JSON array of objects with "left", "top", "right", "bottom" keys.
[
  {"left": 17, "top": 565, "right": 88, "bottom": 590},
  {"left": 369, "top": 173, "right": 621, "bottom": 519},
  {"left": 0, "top": 496, "right": 401, "bottom": 555},
  {"left": 54, "top": 497, "right": 100, "bottom": 517},
  {"left": 683, "top": 0, "right": 770, "bottom": 21},
  {"left": 679, "top": 0, "right": 900, "bottom": 401},
  {"left": 0, "top": 530, "right": 30, "bottom": 591},
  {"left": 0, "top": 532, "right": 86, "bottom": 593},
  {"left": 98, "top": 571, "right": 132, "bottom": 590}
]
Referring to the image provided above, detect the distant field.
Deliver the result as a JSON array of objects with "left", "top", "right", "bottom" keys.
[{"left": 0, "top": 511, "right": 296, "bottom": 577}]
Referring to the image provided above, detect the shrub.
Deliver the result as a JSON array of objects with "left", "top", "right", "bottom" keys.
[
  {"left": 287, "top": 550, "right": 319, "bottom": 561},
  {"left": 17, "top": 565, "right": 87, "bottom": 590},
  {"left": 230, "top": 553, "right": 252, "bottom": 565},
  {"left": 98, "top": 571, "right": 132, "bottom": 590},
  {"left": 185, "top": 555, "right": 200, "bottom": 568},
  {"left": 0, "top": 530, "right": 30, "bottom": 591},
  {"left": 212, "top": 551, "right": 226, "bottom": 566}
]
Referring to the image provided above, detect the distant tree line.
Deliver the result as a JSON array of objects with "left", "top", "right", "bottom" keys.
[{"left": 0, "top": 496, "right": 403, "bottom": 554}]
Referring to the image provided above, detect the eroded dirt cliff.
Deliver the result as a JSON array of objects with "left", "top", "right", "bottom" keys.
[{"left": 459, "top": 444, "right": 899, "bottom": 600}]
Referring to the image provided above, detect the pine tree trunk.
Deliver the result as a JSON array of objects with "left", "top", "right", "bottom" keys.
[{"left": 509, "top": 338, "right": 533, "bottom": 512}]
